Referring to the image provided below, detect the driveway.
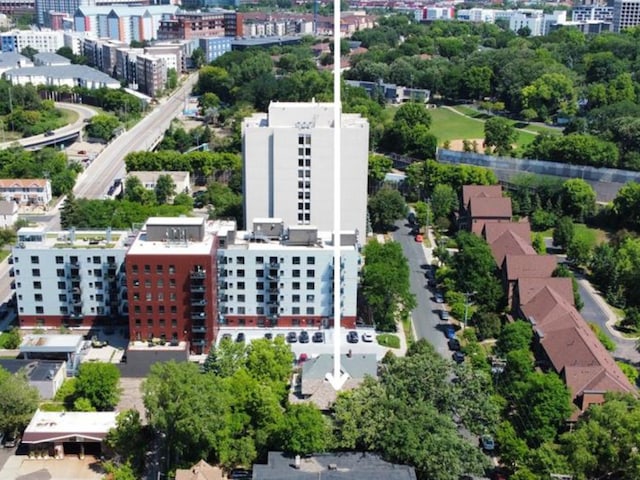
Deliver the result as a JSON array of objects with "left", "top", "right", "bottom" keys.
[{"left": 391, "top": 220, "right": 450, "bottom": 358}]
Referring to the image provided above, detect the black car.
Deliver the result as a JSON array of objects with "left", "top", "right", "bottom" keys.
[
  {"left": 44, "top": 130, "right": 55, "bottom": 137},
  {"left": 229, "top": 469, "right": 252, "bottom": 479},
  {"left": 347, "top": 331, "right": 359, "bottom": 343},
  {"left": 236, "top": 332, "right": 245, "bottom": 343},
  {"left": 448, "top": 338, "right": 461, "bottom": 351},
  {"left": 299, "top": 330, "right": 310, "bottom": 343},
  {"left": 452, "top": 351, "right": 465, "bottom": 364},
  {"left": 264, "top": 332, "right": 273, "bottom": 340},
  {"left": 312, "top": 331, "right": 324, "bottom": 343},
  {"left": 286, "top": 331, "right": 298, "bottom": 343}
]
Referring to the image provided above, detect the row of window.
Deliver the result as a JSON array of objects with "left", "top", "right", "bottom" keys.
[
  {"left": 221, "top": 268, "right": 317, "bottom": 278},
  {"left": 221, "top": 306, "right": 316, "bottom": 315},
  {"left": 20, "top": 255, "right": 118, "bottom": 265},
  {"left": 222, "top": 256, "right": 315, "bottom": 265},
  {"left": 223, "top": 281, "right": 316, "bottom": 291},
  {"left": 132, "top": 304, "right": 178, "bottom": 314},
  {"left": 130, "top": 264, "right": 178, "bottom": 275},
  {"left": 20, "top": 305, "right": 109, "bottom": 315}
]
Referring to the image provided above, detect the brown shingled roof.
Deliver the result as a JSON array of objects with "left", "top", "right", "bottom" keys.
[
  {"left": 468, "top": 196, "right": 513, "bottom": 219},
  {"left": 516, "top": 278, "right": 574, "bottom": 307},
  {"left": 503, "top": 254, "right": 557, "bottom": 281},
  {"left": 488, "top": 230, "right": 535, "bottom": 265},
  {"left": 483, "top": 221, "right": 532, "bottom": 245},
  {"left": 462, "top": 185, "right": 503, "bottom": 208}
]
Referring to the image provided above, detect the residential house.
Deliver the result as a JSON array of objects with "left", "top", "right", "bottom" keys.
[
  {"left": 484, "top": 221, "right": 535, "bottom": 266},
  {"left": 0, "top": 359, "right": 66, "bottom": 399},
  {"left": 175, "top": 460, "right": 224, "bottom": 480},
  {"left": 0, "top": 200, "right": 18, "bottom": 228},
  {"left": 253, "top": 451, "right": 417, "bottom": 480},
  {"left": 127, "top": 171, "right": 190, "bottom": 198},
  {"left": 0, "top": 179, "right": 52, "bottom": 206},
  {"left": 459, "top": 184, "right": 508, "bottom": 233},
  {"left": 501, "top": 254, "right": 557, "bottom": 306}
]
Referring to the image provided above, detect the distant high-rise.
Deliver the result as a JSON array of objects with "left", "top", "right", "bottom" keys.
[
  {"left": 242, "top": 102, "right": 369, "bottom": 241},
  {"left": 613, "top": 0, "right": 640, "bottom": 31}
]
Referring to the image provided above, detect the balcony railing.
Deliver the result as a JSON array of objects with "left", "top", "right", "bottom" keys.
[
  {"left": 191, "top": 270, "right": 206, "bottom": 279},
  {"left": 190, "top": 285, "right": 206, "bottom": 293},
  {"left": 191, "top": 325, "right": 207, "bottom": 334}
]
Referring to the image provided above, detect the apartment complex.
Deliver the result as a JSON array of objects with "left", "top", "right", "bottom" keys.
[
  {"left": 613, "top": 0, "right": 640, "bottom": 31},
  {"left": 242, "top": 102, "right": 369, "bottom": 240},
  {"left": 461, "top": 185, "right": 636, "bottom": 415},
  {"left": 12, "top": 226, "right": 129, "bottom": 328},
  {"left": 0, "top": 28, "right": 64, "bottom": 53},
  {"left": 0, "top": 0, "right": 34, "bottom": 16},
  {"left": 157, "top": 9, "right": 239, "bottom": 41}
]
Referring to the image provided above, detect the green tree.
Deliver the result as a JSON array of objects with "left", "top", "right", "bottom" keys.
[
  {"left": 560, "top": 179, "right": 596, "bottom": 222},
  {"left": 0, "top": 327, "right": 21, "bottom": 349},
  {"left": 532, "top": 233, "right": 546, "bottom": 254},
  {"left": 203, "top": 337, "right": 248, "bottom": 377},
  {"left": 414, "top": 201, "right": 430, "bottom": 229},
  {"left": 191, "top": 47, "right": 206, "bottom": 68},
  {"left": 613, "top": 182, "right": 640, "bottom": 230},
  {"left": 20, "top": 45, "right": 37, "bottom": 60},
  {"left": 367, "top": 153, "right": 392, "bottom": 189},
  {"left": 166, "top": 68, "right": 178, "bottom": 90},
  {"left": 495, "top": 320, "right": 533, "bottom": 356},
  {"left": 278, "top": 404, "right": 328, "bottom": 455},
  {"left": 245, "top": 337, "right": 294, "bottom": 397},
  {"left": 124, "top": 176, "right": 155, "bottom": 205},
  {"left": 368, "top": 187, "right": 407, "bottom": 232},
  {"left": 86, "top": 114, "right": 120, "bottom": 141},
  {"left": 567, "top": 236, "right": 593, "bottom": 268},
  {"left": 521, "top": 72, "right": 576, "bottom": 119},
  {"left": 552, "top": 216, "right": 575, "bottom": 250},
  {"left": 472, "top": 310, "right": 502, "bottom": 340},
  {"left": 0, "top": 367, "right": 39, "bottom": 433},
  {"left": 392, "top": 102, "right": 432, "bottom": 130},
  {"left": 430, "top": 184, "right": 458, "bottom": 221},
  {"left": 484, "top": 116, "right": 517, "bottom": 156},
  {"left": 154, "top": 174, "right": 176, "bottom": 205},
  {"left": 75, "top": 362, "right": 121, "bottom": 411},
  {"left": 106, "top": 409, "right": 148, "bottom": 474},
  {"left": 552, "top": 264, "right": 584, "bottom": 310}
]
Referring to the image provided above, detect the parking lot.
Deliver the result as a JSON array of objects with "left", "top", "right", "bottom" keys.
[{"left": 216, "top": 327, "right": 390, "bottom": 360}]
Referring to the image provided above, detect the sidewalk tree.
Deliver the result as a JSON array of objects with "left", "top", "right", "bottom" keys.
[
  {"left": 430, "top": 184, "right": 458, "bottom": 222},
  {"left": 75, "top": 362, "right": 121, "bottom": 411},
  {"left": 0, "top": 367, "right": 39, "bottom": 433},
  {"left": 86, "top": 114, "right": 120, "bottom": 141},
  {"left": 414, "top": 201, "right": 430, "bottom": 229},
  {"left": 368, "top": 187, "right": 407, "bottom": 232},
  {"left": 278, "top": 404, "right": 328, "bottom": 455}
]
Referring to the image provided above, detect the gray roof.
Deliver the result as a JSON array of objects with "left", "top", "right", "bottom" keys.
[
  {"left": 0, "top": 200, "right": 17, "bottom": 215},
  {"left": 4, "top": 64, "right": 119, "bottom": 85},
  {"left": 33, "top": 52, "right": 71, "bottom": 65},
  {"left": 75, "top": 5, "right": 178, "bottom": 16},
  {"left": 0, "top": 360, "right": 64, "bottom": 381},
  {"left": 232, "top": 36, "right": 302, "bottom": 47},
  {"left": 302, "top": 353, "right": 377, "bottom": 380},
  {"left": 0, "top": 52, "right": 31, "bottom": 67},
  {"left": 253, "top": 452, "right": 417, "bottom": 480}
]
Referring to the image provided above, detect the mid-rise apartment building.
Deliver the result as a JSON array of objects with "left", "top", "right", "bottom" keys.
[
  {"left": 12, "top": 227, "right": 129, "bottom": 328},
  {"left": 125, "top": 217, "right": 218, "bottom": 355},
  {"left": 198, "top": 36, "right": 232, "bottom": 63},
  {"left": 136, "top": 53, "right": 167, "bottom": 97},
  {"left": 157, "top": 9, "right": 238, "bottom": 40},
  {"left": 0, "top": 0, "right": 34, "bottom": 16},
  {"left": 242, "top": 102, "right": 369, "bottom": 241},
  {"left": 0, "top": 29, "right": 64, "bottom": 53},
  {"left": 613, "top": 0, "right": 640, "bottom": 31}
]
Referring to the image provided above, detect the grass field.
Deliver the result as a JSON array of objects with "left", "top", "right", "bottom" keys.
[
  {"left": 429, "top": 107, "right": 538, "bottom": 150},
  {"left": 60, "top": 108, "right": 79, "bottom": 125},
  {"left": 540, "top": 223, "right": 609, "bottom": 247}
]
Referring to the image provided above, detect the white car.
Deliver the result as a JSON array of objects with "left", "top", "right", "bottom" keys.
[{"left": 361, "top": 332, "right": 374, "bottom": 343}]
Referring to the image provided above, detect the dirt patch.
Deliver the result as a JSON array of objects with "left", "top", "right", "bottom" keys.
[{"left": 446, "top": 138, "right": 485, "bottom": 152}]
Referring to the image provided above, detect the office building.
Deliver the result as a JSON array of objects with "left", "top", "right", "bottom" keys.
[
  {"left": 613, "top": 0, "right": 640, "bottom": 31},
  {"left": 242, "top": 102, "right": 369, "bottom": 240},
  {"left": 12, "top": 226, "right": 129, "bottom": 328}
]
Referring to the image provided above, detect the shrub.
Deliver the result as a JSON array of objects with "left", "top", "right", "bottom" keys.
[
  {"left": 617, "top": 361, "right": 639, "bottom": 385},
  {"left": 531, "top": 209, "right": 557, "bottom": 231},
  {"left": 588, "top": 323, "right": 615, "bottom": 351},
  {"left": 376, "top": 334, "right": 401, "bottom": 349}
]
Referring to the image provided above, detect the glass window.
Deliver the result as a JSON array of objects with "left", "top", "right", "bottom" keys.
[
  {"left": 307, "top": 269, "right": 315, "bottom": 277},
  {"left": 56, "top": 268, "right": 65, "bottom": 277},
  {"left": 32, "top": 268, "right": 40, "bottom": 277},
  {"left": 55, "top": 256, "right": 63, "bottom": 264},
  {"left": 33, "top": 281, "right": 42, "bottom": 289},
  {"left": 30, "top": 256, "right": 39, "bottom": 264}
]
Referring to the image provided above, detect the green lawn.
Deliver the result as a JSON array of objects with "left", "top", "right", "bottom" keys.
[
  {"left": 59, "top": 108, "right": 79, "bottom": 125},
  {"left": 429, "top": 107, "right": 537, "bottom": 150},
  {"left": 540, "top": 223, "right": 609, "bottom": 247}
]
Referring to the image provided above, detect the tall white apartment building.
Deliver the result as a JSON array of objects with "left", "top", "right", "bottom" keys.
[
  {"left": 613, "top": 0, "right": 640, "bottom": 31},
  {"left": 12, "top": 226, "right": 129, "bottom": 328},
  {"left": 218, "top": 219, "right": 360, "bottom": 329},
  {"left": 242, "top": 102, "right": 369, "bottom": 240},
  {"left": 0, "top": 29, "right": 64, "bottom": 53}
]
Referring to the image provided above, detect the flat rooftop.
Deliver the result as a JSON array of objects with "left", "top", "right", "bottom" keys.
[
  {"left": 23, "top": 410, "right": 118, "bottom": 444},
  {"left": 126, "top": 230, "right": 215, "bottom": 256},
  {"left": 20, "top": 334, "right": 84, "bottom": 352},
  {"left": 16, "top": 227, "right": 129, "bottom": 250}
]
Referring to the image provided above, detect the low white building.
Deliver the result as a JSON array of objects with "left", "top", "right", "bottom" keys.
[
  {"left": 0, "top": 200, "right": 18, "bottom": 228},
  {"left": 4, "top": 64, "right": 120, "bottom": 89},
  {"left": 0, "top": 52, "right": 33, "bottom": 75},
  {"left": 33, "top": 52, "right": 71, "bottom": 67},
  {"left": 19, "top": 334, "right": 84, "bottom": 373},
  {"left": 127, "top": 171, "right": 190, "bottom": 197},
  {"left": 0, "top": 179, "right": 51, "bottom": 206}
]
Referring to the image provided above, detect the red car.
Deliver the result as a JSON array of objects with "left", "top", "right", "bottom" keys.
[{"left": 415, "top": 234, "right": 424, "bottom": 243}]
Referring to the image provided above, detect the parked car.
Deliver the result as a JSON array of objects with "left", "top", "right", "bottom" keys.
[
  {"left": 44, "top": 130, "right": 55, "bottom": 137},
  {"left": 415, "top": 234, "right": 424, "bottom": 243},
  {"left": 434, "top": 291, "right": 444, "bottom": 303},
  {"left": 3, "top": 431, "right": 18, "bottom": 448},
  {"left": 444, "top": 324, "right": 456, "bottom": 340},
  {"left": 78, "top": 150, "right": 87, "bottom": 155},
  {"left": 91, "top": 336, "right": 108, "bottom": 348},
  {"left": 481, "top": 434, "right": 495, "bottom": 452},
  {"left": 448, "top": 338, "right": 461, "bottom": 351},
  {"left": 236, "top": 332, "right": 245, "bottom": 343},
  {"left": 312, "top": 331, "right": 324, "bottom": 343},
  {"left": 229, "top": 468, "right": 252, "bottom": 479},
  {"left": 347, "top": 331, "right": 359, "bottom": 343},
  {"left": 299, "top": 330, "right": 310, "bottom": 343},
  {"left": 264, "top": 332, "right": 273, "bottom": 340},
  {"left": 439, "top": 309, "right": 450, "bottom": 321},
  {"left": 286, "top": 331, "right": 298, "bottom": 343},
  {"left": 361, "top": 332, "right": 374, "bottom": 342},
  {"left": 452, "top": 351, "right": 465, "bottom": 364},
  {"left": 221, "top": 333, "right": 232, "bottom": 342}
]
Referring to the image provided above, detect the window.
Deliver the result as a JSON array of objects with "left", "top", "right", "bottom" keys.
[
  {"left": 147, "top": 318, "right": 153, "bottom": 326},
  {"left": 134, "top": 305, "right": 141, "bottom": 313},
  {"left": 157, "top": 279, "right": 164, "bottom": 288},
  {"left": 144, "top": 265, "right": 150, "bottom": 274},
  {"left": 59, "top": 294, "right": 67, "bottom": 301},
  {"left": 95, "top": 281, "right": 103, "bottom": 289},
  {"left": 306, "top": 294, "right": 315, "bottom": 302},
  {"left": 146, "top": 293, "right": 152, "bottom": 301},
  {"left": 237, "top": 256, "right": 245, "bottom": 265},
  {"left": 131, "top": 265, "right": 138, "bottom": 274},
  {"left": 238, "top": 294, "right": 245, "bottom": 302},
  {"left": 55, "top": 256, "right": 63, "bottom": 264},
  {"left": 307, "top": 269, "right": 315, "bottom": 278},
  {"left": 135, "top": 319, "right": 141, "bottom": 327},
  {"left": 238, "top": 307, "right": 245, "bottom": 315},
  {"left": 237, "top": 269, "right": 245, "bottom": 277},
  {"left": 292, "top": 294, "right": 300, "bottom": 303},
  {"left": 33, "top": 281, "right": 42, "bottom": 289},
  {"left": 171, "top": 306, "right": 177, "bottom": 314},
  {"left": 133, "top": 293, "right": 140, "bottom": 301},
  {"left": 170, "top": 293, "right": 176, "bottom": 301},
  {"left": 158, "top": 292, "right": 164, "bottom": 301},
  {"left": 32, "top": 268, "right": 40, "bottom": 277},
  {"left": 96, "top": 294, "right": 104, "bottom": 302},
  {"left": 307, "top": 282, "right": 315, "bottom": 290},
  {"left": 145, "top": 280, "right": 151, "bottom": 288},
  {"left": 34, "top": 293, "right": 42, "bottom": 302},
  {"left": 306, "top": 307, "right": 314, "bottom": 315},
  {"left": 169, "top": 279, "right": 176, "bottom": 288},
  {"left": 93, "top": 256, "right": 101, "bottom": 264},
  {"left": 30, "top": 256, "right": 39, "bottom": 264},
  {"left": 57, "top": 281, "right": 65, "bottom": 289},
  {"left": 94, "top": 269, "right": 102, "bottom": 277},
  {"left": 256, "top": 282, "right": 264, "bottom": 290},
  {"left": 169, "top": 265, "right": 175, "bottom": 274},
  {"left": 60, "top": 307, "right": 68, "bottom": 314},
  {"left": 256, "top": 294, "right": 264, "bottom": 302},
  {"left": 293, "top": 256, "right": 300, "bottom": 265},
  {"left": 159, "top": 319, "right": 165, "bottom": 327},
  {"left": 133, "top": 280, "right": 140, "bottom": 287},
  {"left": 156, "top": 265, "right": 163, "bottom": 274},
  {"left": 293, "top": 282, "right": 300, "bottom": 290},
  {"left": 257, "top": 307, "right": 264, "bottom": 315},
  {"left": 256, "top": 269, "right": 264, "bottom": 277},
  {"left": 171, "top": 319, "right": 177, "bottom": 327},
  {"left": 36, "top": 306, "right": 44, "bottom": 314},
  {"left": 292, "top": 307, "right": 300, "bottom": 315},
  {"left": 292, "top": 270, "right": 300, "bottom": 278},
  {"left": 159, "top": 306, "right": 165, "bottom": 314},
  {"left": 237, "top": 282, "right": 245, "bottom": 290},
  {"left": 256, "top": 256, "right": 264, "bottom": 264},
  {"left": 146, "top": 306, "right": 153, "bottom": 314},
  {"left": 56, "top": 268, "right": 65, "bottom": 277}
]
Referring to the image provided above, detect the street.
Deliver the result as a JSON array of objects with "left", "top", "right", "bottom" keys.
[{"left": 391, "top": 220, "right": 450, "bottom": 358}]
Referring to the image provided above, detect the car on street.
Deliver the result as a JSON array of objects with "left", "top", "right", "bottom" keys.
[
  {"left": 361, "top": 332, "right": 374, "bottom": 342},
  {"left": 44, "top": 130, "right": 55, "bottom": 137},
  {"left": 312, "top": 331, "right": 324, "bottom": 343},
  {"left": 448, "top": 338, "right": 461, "bottom": 351},
  {"left": 299, "top": 330, "right": 310, "bottom": 343},
  {"left": 286, "top": 331, "right": 298, "bottom": 343},
  {"left": 452, "top": 351, "right": 465, "bottom": 364},
  {"left": 415, "top": 234, "right": 423, "bottom": 243},
  {"left": 264, "top": 332, "right": 273, "bottom": 340},
  {"left": 439, "top": 309, "right": 450, "bottom": 321},
  {"left": 444, "top": 324, "right": 456, "bottom": 340},
  {"left": 236, "top": 332, "right": 245, "bottom": 343},
  {"left": 434, "top": 291, "right": 444, "bottom": 303},
  {"left": 408, "top": 212, "right": 416, "bottom": 225},
  {"left": 347, "top": 331, "right": 359, "bottom": 343},
  {"left": 229, "top": 468, "right": 252, "bottom": 479},
  {"left": 298, "top": 353, "right": 308, "bottom": 364},
  {"left": 221, "top": 333, "right": 232, "bottom": 342},
  {"left": 480, "top": 434, "right": 495, "bottom": 452}
]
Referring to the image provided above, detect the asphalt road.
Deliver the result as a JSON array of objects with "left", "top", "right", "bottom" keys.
[{"left": 391, "top": 220, "right": 450, "bottom": 358}]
